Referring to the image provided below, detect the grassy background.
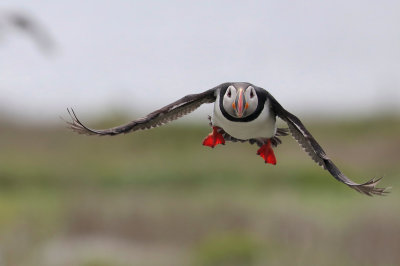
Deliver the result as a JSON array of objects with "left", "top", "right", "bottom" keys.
[{"left": 0, "top": 115, "right": 399, "bottom": 266}]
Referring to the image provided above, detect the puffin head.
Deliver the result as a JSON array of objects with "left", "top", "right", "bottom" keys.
[{"left": 222, "top": 84, "right": 258, "bottom": 118}]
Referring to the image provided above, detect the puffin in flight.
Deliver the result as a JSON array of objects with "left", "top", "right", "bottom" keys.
[{"left": 66, "top": 82, "right": 388, "bottom": 196}]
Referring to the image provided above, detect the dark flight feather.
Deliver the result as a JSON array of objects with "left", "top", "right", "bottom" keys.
[
  {"left": 66, "top": 86, "right": 221, "bottom": 136},
  {"left": 264, "top": 89, "right": 388, "bottom": 196}
]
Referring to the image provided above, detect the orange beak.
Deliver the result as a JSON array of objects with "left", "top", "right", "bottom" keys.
[{"left": 234, "top": 88, "right": 246, "bottom": 118}]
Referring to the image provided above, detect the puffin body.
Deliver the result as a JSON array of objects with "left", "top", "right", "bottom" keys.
[{"left": 66, "top": 82, "right": 388, "bottom": 196}]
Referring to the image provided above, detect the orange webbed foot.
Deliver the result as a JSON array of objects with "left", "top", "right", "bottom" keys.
[
  {"left": 202, "top": 127, "right": 225, "bottom": 148},
  {"left": 257, "top": 139, "right": 277, "bottom": 165}
]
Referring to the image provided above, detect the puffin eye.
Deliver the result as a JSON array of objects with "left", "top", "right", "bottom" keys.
[
  {"left": 250, "top": 90, "right": 255, "bottom": 98},
  {"left": 227, "top": 89, "right": 231, "bottom": 98}
]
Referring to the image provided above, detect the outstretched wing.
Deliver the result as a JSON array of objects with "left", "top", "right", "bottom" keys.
[
  {"left": 66, "top": 86, "right": 221, "bottom": 136},
  {"left": 266, "top": 91, "right": 388, "bottom": 196}
]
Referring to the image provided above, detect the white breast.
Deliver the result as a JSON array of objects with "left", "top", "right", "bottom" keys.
[{"left": 211, "top": 94, "right": 276, "bottom": 140}]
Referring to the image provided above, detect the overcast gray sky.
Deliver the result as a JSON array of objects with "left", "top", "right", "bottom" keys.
[{"left": 0, "top": 0, "right": 399, "bottom": 123}]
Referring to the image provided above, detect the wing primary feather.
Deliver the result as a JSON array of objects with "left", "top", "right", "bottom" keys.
[
  {"left": 264, "top": 89, "right": 389, "bottom": 196},
  {"left": 65, "top": 86, "right": 219, "bottom": 136},
  {"left": 65, "top": 108, "right": 103, "bottom": 135}
]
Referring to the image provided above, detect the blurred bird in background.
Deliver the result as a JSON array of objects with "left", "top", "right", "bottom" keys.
[{"left": 0, "top": 10, "right": 54, "bottom": 53}]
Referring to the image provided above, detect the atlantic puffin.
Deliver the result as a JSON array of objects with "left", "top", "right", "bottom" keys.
[{"left": 66, "top": 82, "right": 388, "bottom": 196}]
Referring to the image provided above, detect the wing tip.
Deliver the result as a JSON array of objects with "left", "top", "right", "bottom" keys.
[
  {"left": 63, "top": 108, "right": 100, "bottom": 136},
  {"left": 349, "top": 177, "right": 390, "bottom": 196}
]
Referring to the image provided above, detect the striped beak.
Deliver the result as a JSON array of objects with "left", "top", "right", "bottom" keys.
[{"left": 234, "top": 88, "right": 247, "bottom": 118}]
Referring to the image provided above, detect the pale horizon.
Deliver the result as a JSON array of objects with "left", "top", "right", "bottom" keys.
[{"left": 1, "top": 0, "right": 399, "bottom": 123}]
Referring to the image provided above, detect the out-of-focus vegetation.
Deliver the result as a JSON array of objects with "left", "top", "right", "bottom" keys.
[{"left": 0, "top": 115, "right": 399, "bottom": 266}]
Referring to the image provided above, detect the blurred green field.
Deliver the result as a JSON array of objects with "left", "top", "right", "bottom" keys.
[{"left": 0, "top": 115, "right": 399, "bottom": 266}]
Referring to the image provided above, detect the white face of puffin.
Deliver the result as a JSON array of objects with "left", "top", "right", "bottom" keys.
[{"left": 222, "top": 85, "right": 258, "bottom": 118}]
